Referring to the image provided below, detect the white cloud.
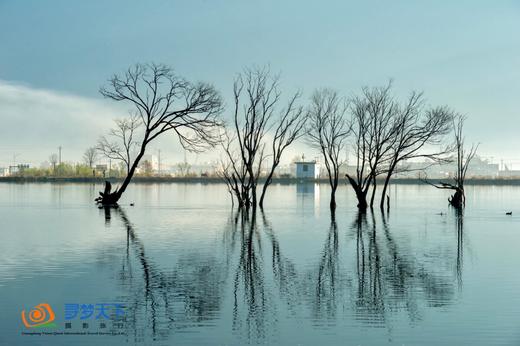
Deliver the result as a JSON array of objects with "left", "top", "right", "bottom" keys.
[{"left": 0, "top": 80, "right": 127, "bottom": 166}]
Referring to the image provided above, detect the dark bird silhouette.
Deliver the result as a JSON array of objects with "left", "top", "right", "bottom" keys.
[
  {"left": 506, "top": 211, "right": 512, "bottom": 215},
  {"left": 130, "top": 203, "right": 135, "bottom": 207}
]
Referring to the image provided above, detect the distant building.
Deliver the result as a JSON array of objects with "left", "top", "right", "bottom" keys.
[
  {"left": 0, "top": 167, "right": 8, "bottom": 177},
  {"left": 294, "top": 161, "right": 320, "bottom": 179},
  {"left": 467, "top": 157, "right": 499, "bottom": 177},
  {"left": 392, "top": 156, "right": 500, "bottom": 179},
  {"left": 498, "top": 164, "right": 520, "bottom": 178}
]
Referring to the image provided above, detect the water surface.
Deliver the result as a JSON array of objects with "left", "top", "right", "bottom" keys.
[{"left": 0, "top": 182, "right": 519, "bottom": 345}]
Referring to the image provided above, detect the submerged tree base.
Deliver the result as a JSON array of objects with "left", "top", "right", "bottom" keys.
[
  {"left": 346, "top": 174, "right": 369, "bottom": 211},
  {"left": 424, "top": 180, "right": 465, "bottom": 209},
  {"left": 95, "top": 181, "right": 122, "bottom": 206},
  {"left": 448, "top": 187, "right": 465, "bottom": 209}
]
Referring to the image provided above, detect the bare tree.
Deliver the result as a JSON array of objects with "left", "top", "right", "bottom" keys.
[
  {"left": 346, "top": 84, "right": 397, "bottom": 210},
  {"left": 220, "top": 67, "right": 279, "bottom": 209},
  {"left": 307, "top": 89, "right": 350, "bottom": 211},
  {"left": 95, "top": 63, "right": 223, "bottom": 205},
  {"left": 379, "top": 97, "right": 454, "bottom": 210},
  {"left": 140, "top": 160, "right": 153, "bottom": 176},
  {"left": 96, "top": 114, "right": 140, "bottom": 174},
  {"left": 425, "top": 114, "right": 478, "bottom": 209},
  {"left": 83, "top": 147, "right": 99, "bottom": 168},
  {"left": 259, "top": 92, "right": 307, "bottom": 208},
  {"left": 49, "top": 154, "right": 58, "bottom": 173},
  {"left": 218, "top": 130, "right": 251, "bottom": 208},
  {"left": 176, "top": 160, "right": 191, "bottom": 177}
]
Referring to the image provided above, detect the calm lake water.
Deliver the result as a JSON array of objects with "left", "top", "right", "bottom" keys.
[{"left": 0, "top": 182, "right": 519, "bottom": 345}]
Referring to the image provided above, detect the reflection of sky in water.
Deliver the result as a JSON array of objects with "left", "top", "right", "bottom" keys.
[{"left": 0, "top": 183, "right": 519, "bottom": 345}]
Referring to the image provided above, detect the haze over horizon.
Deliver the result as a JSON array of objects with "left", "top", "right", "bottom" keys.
[{"left": 1, "top": 1, "right": 519, "bottom": 168}]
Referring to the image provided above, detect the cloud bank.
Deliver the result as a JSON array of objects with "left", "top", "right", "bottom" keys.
[{"left": 0, "top": 80, "right": 126, "bottom": 166}]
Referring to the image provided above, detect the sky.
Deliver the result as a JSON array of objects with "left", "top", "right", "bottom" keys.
[{"left": 0, "top": 0, "right": 519, "bottom": 168}]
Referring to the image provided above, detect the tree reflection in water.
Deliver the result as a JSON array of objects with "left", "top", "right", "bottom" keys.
[
  {"left": 305, "top": 210, "right": 463, "bottom": 327},
  {"left": 352, "top": 210, "right": 460, "bottom": 325},
  {"left": 260, "top": 211, "right": 299, "bottom": 313},
  {"left": 100, "top": 206, "right": 466, "bottom": 343},
  {"left": 454, "top": 208, "right": 464, "bottom": 290},
  {"left": 229, "top": 209, "right": 267, "bottom": 340},
  {"left": 224, "top": 208, "right": 300, "bottom": 341},
  {"left": 310, "top": 214, "right": 346, "bottom": 321},
  {"left": 354, "top": 211, "right": 386, "bottom": 321},
  {"left": 103, "top": 207, "right": 226, "bottom": 343}
]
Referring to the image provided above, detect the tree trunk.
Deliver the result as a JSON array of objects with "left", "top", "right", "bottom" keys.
[
  {"left": 330, "top": 188, "right": 337, "bottom": 211},
  {"left": 96, "top": 142, "right": 147, "bottom": 205},
  {"left": 370, "top": 178, "right": 377, "bottom": 208},
  {"left": 259, "top": 184, "right": 268, "bottom": 209},
  {"left": 328, "top": 173, "right": 340, "bottom": 211},
  {"left": 346, "top": 174, "right": 368, "bottom": 210},
  {"left": 251, "top": 185, "right": 257, "bottom": 208},
  {"left": 380, "top": 166, "right": 394, "bottom": 210},
  {"left": 259, "top": 166, "right": 276, "bottom": 209}
]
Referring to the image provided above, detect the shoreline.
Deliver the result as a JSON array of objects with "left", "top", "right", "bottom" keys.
[{"left": 2, "top": 176, "right": 520, "bottom": 185}]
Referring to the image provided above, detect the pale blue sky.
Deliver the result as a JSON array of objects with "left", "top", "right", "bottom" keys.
[{"left": 0, "top": 1, "right": 519, "bottom": 166}]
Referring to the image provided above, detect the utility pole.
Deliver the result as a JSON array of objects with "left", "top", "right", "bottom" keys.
[{"left": 11, "top": 153, "right": 20, "bottom": 175}]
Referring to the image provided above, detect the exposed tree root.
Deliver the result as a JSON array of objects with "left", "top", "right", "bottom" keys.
[{"left": 95, "top": 181, "right": 121, "bottom": 206}]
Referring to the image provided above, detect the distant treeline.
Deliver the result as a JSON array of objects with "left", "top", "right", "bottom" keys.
[{"left": 3, "top": 176, "right": 520, "bottom": 186}]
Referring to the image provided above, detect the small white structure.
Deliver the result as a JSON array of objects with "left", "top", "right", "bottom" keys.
[{"left": 294, "top": 160, "right": 319, "bottom": 179}]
